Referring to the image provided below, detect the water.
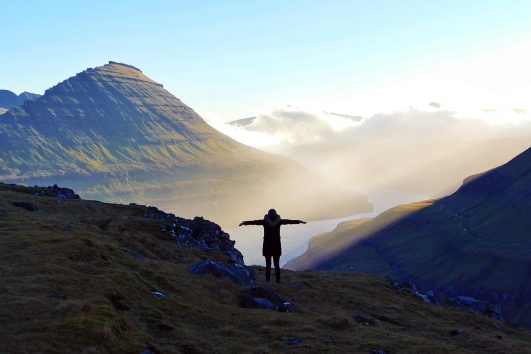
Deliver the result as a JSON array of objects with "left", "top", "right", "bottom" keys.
[{"left": 228, "top": 189, "right": 432, "bottom": 266}]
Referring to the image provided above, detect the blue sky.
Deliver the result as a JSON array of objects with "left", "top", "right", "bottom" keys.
[{"left": 2, "top": 0, "right": 531, "bottom": 120}]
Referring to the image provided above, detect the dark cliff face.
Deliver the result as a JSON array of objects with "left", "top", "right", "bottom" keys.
[
  {"left": 288, "top": 147, "right": 531, "bottom": 327},
  {"left": 0, "top": 61, "right": 371, "bottom": 226}
]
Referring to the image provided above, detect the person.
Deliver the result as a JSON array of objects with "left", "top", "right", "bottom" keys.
[{"left": 239, "top": 209, "right": 306, "bottom": 283}]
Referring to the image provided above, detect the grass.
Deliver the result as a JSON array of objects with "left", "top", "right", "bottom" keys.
[{"left": 1, "top": 184, "right": 530, "bottom": 353}]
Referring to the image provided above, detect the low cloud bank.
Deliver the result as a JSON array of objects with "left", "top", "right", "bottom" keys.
[{"left": 216, "top": 106, "right": 531, "bottom": 197}]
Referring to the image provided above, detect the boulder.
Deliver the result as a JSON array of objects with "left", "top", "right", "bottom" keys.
[
  {"left": 188, "top": 259, "right": 255, "bottom": 286},
  {"left": 238, "top": 286, "right": 294, "bottom": 312}
]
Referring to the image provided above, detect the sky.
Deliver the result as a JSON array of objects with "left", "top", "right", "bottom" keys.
[{"left": 2, "top": 0, "right": 531, "bottom": 121}]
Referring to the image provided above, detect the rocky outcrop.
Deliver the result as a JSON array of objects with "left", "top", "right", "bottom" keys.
[
  {"left": 144, "top": 205, "right": 244, "bottom": 265},
  {"left": 188, "top": 259, "right": 255, "bottom": 286}
]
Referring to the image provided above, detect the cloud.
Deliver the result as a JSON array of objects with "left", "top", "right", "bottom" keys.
[{"left": 219, "top": 105, "right": 531, "bottom": 197}]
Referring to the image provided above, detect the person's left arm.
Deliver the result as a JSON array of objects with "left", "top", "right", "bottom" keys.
[{"left": 281, "top": 219, "right": 306, "bottom": 225}]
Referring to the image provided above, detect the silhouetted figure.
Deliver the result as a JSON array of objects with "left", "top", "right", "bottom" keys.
[{"left": 240, "top": 209, "right": 306, "bottom": 283}]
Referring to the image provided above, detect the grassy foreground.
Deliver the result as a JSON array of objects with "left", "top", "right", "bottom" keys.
[{"left": 1, "top": 184, "right": 530, "bottom": 353}]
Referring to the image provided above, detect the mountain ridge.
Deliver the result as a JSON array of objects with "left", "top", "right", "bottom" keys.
[{"left": 0, "top": 61, "right": 370, "bottom": 226}]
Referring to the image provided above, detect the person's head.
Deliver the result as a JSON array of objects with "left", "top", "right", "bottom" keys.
[{"left": 267, "top": 209, "right": 277, "bottom": 219}]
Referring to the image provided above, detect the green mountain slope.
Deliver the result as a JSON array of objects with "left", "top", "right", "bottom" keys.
[
  {"left": 287, "top": 147, "right": 531, "bottom": 327},
  {"left": 0, "top": 62, "right": 370, "bottom": 226},
  {"left": 1, "top": 183, "right": 530, "bottom": 353}
]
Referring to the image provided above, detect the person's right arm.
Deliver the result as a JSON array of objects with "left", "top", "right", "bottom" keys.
[{"left": 239, "top": 220, "right": 264, "bottom": 226}]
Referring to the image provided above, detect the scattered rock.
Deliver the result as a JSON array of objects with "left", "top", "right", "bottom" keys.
[
  {"left": 369, "top": 349, "right": 387, "bottom": 354},
  {"left": 238, "top": 287, "right": 294, "bottom": 312},
  {"left": 12, "top": 201, "right": 39, "bottom": 211},
  {"left": 448, "top": 296, "right": 502, "bottom": 318},
  {"left": 140, "top": 346, "right": 160, "bottom": 354},
  {"left": 48, "top": 184, "right": 81, "bottom": 200},
  {"left": 450, "top": 328, "right": 465, "bottom": 336},
  {"left": 352, "top": 315, "right": 377, "bottom": 327},
  {"left": 151, "top": 290, "right": 166, "bottom": 298},
  {"left": 189, "top": 259, "right": 256, "bottom": 286},
  {"left": 282, "top": 337, "right": 302, "bottom": 346},
  {"left": 391, "top": 280, "right": 436, "bottom": 303}
]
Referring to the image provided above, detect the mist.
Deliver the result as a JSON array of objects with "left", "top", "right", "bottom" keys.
[{"left": 216, "top": 106, "right": 531, "bottom": 199}]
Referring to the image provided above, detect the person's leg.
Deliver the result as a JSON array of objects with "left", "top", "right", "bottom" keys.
[
  {"left": 273, "top": 255, "right": 281, "bottom": 283},
  {"left": 265, "top": 256, "right": 272, "bottom": 282}
]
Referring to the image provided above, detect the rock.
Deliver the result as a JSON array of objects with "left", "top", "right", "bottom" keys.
[
  {"left": 46, "top": 184, "right": 81, "bottom": 200},
  {"left": 448, "top": 296, "right": 502, "bottom": 318},
  {"left": 151, "top": 290, "right": 166, "bottom": 298},
  {"left": 352, "top": 315, "right": 377, "bottom": 327},
  {"left": 188, "top": 259, "right": 256, "bottom": 286},
  {"left": 391, "top": 280, "right": 436, "bottom": 303},
  {"left": 12, "top": 201, "right": 39, "bottom": 211},
  {"left": 145, "top": 207, "right": 245, "bottom": 265},
  {"left": 238, "top": 287, "right": 294, "bottom": 312},
  {"left": 369, "top": 349, "right": 387, "bottom": 354},
  {"left": 282, "top": 337, "right": 302, "bottom": 345},
  {"left": 450, "top": 328, "right": 465, "bottom": 336},
  {"left": 140, "top": 346, "right": 160, "bottom": 354}
]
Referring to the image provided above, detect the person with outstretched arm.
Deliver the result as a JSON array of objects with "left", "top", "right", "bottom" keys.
[{"left": 239, "top": 209, "right": 306, "bottom": 283}]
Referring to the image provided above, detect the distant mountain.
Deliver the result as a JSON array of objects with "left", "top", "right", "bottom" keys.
[
  {"left": 0, "top": 89, "right": 41, "bottom": 110},
  {"left": 287, "top": 148, "right": 531, "bottom": 327},
  {"left": 227, "top": 116, "right": 256, "bottom": 127},
  {"left": 0, "top": 61, "right": 370, "bottom": 226}
]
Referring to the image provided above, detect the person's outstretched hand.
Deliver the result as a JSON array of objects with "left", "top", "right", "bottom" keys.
[
  {"left": 239, "top": 222, "right": 244, "bottom": 226},
  {"left": 302, "top": 221, "right": 307, "bottom": 224}
]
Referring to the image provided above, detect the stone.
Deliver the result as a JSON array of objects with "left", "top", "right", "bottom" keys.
[
  {"left": 448, "top": 296, "right": 502, "bottom": 318},
  {"left": 450, "top": 328, "right": 465, "bottom": 336},
  {"left": 151, "top": 290, "right": 166, "bottom": 298},
  {"left": 238, "top": 286, "right": 294, "bottom": 312},
  {"left": 188, "top": 259, "right": 256, "bottom": 286},
  {"left": 369, "top": 349, "right": 387, "bottom": 354},
  {"left": 282, "top": 337, "right": 302, "bottom": 345}
]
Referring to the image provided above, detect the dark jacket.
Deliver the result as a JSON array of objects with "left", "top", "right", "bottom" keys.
[{"left": 242, "top": 215, "right": 304, "bottom": 257}]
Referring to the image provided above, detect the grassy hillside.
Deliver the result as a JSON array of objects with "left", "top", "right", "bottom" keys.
[
  {"left": 1, "top": 184, "right": 530, "bottom": 353},
  {"left": 285, "top": 201, "right": 432, "bottom": 272},
  {"left": 287, "top": 147, "right": 531, "bottom": 327}
]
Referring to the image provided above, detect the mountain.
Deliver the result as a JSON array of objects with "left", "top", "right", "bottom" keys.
[
  {"left": 287, "top": 147, "right": 531, "bottom": 327},
  {"left": 0, "top": 61, "right": 370, "bottom": 226},
  {"left": 2, "top": 182, "right": 530, "bottom": 353},
  {"left": 227, "top": 116, "right": 257, "bottom": 127},
  {"left": 0, "top": 89, "right": 40, "bottom": 109}
]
